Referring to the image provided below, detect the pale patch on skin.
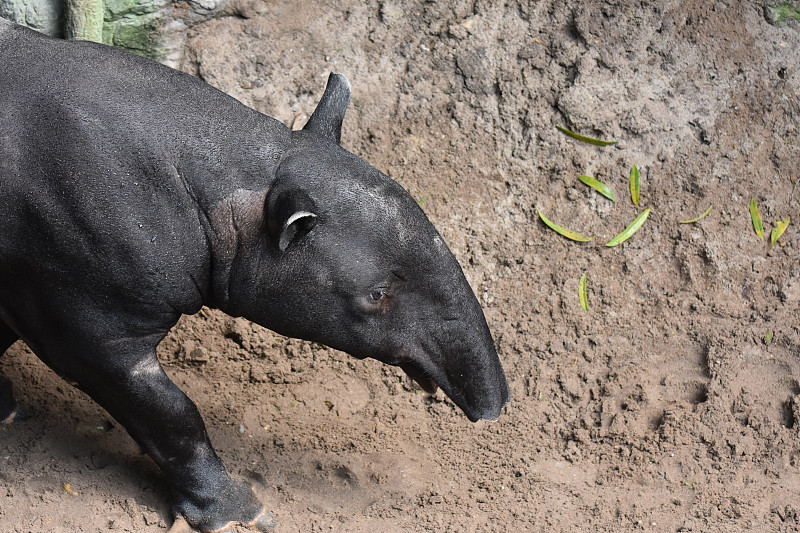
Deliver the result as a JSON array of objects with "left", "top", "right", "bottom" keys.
[
  {"left": 346, "top": 181, "right": 407, "bottom": 242},
  {"left": 209, "top": 189, "right": 269, "bottom": 256},
  {"left": 128, "top": 355, "right": 162, "bottom": 378},
  {"left": 207, "top": 189, "right": 268, "bottom": 307}
]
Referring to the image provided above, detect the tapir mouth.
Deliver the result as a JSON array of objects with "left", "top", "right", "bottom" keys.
[
  {"left": 400, "top": 355, "right": 509, "bottom": 422},
  {"left": 400, "top": 362, "right": 439, "bottom": 394},
  {"left": 387, "top": 338, "right": 509, "bottom": 423}
]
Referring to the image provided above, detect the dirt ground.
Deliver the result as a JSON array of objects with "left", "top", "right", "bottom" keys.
[{"left": 2, "top": 0, "right": 800, "bottom": 531}]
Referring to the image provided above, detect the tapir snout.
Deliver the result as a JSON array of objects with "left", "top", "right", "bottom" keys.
[{"left": 395, "top": 274, "right": 511, "bottom": 422}]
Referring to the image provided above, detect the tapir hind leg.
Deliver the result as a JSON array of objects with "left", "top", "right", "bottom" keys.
[
  {"left": 0, "top": 321, "right": 22, "bottom": 422},
  {"left": 50, "top": 343, "right": 276, "bottom": 533}
]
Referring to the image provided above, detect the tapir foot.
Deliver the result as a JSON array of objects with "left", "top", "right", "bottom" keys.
[
  {"left": 169, "top": 476, "right": 276, "bottom": 533},
  {"left": 169, "top": 507, "right": 276, "bottom": 533},
  {"left": 1, "top": 405, "right": 31, "bottom": 424},
  {"left": 0, "top": 376, "right": 28, "bottom": 424}
]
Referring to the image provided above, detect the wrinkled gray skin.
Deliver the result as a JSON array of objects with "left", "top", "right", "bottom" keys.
[{"left": 0, "top": 18, "right": 510, "bottom": 532}]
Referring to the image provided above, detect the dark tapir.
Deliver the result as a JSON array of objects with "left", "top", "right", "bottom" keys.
[{"left": 0, "top": 17, "right": 510, "bottom": 532}]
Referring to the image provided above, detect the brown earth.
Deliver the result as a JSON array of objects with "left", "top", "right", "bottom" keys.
[{"left": 2, "top": 1, "right": 800, "bottom": 531}]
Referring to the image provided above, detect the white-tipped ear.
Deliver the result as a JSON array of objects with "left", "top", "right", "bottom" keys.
[
  {"left": 266, "top": 187, "right": 318, "bottom": 252},
  {"left": 279, "top": 211, "right": 317, "bottom": 252}
]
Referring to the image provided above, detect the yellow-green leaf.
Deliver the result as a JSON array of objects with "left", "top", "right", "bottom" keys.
[
  {"left": 605, "top": 207, "right": 651, "bottom": 247},
  {"left": 770, "top": 217, "right": 790, "bottom": 247},
  {"left": 417, "top": 193, "right": 430, "bottom": 207},
  {"left": 579, "top": 272, "right": 588, "bottom": 311},
  {"left": 679, "top": 204, "right": 713, "bottom": 224},
  {"left": 536, "top": 207, "right": 595, "bottom": 242},
  {"left": 578, "top": 175, "right": 615, "bottom": 201},
  {"left": 749, "top": 199, "right": 764, "bottom": 240},
  {"left": 630, "top": 165, "right": 640, "bottom": 206},
  {"left": 555, "top": 125, "right": 617, "bottom": 147}
]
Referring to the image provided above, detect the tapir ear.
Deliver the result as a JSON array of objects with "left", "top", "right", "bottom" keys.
[
  {"left": 303, "top": 73, "right": 351, "bottom": 144},
  {"left": 265, "top": 189, "right": 318, "bottom": 252}
]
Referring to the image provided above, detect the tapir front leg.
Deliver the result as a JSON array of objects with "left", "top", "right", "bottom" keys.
[{"left": 52, "top": 343, "right": 275, "bottom": 533}]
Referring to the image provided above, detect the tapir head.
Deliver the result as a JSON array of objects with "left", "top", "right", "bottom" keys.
[{"left": 229, "top": 74, "right": 510, "bottom": 422}]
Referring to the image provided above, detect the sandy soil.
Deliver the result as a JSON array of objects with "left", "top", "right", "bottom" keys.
[{"left": 2, "top": 1, "right": 800, "bottom": 531}]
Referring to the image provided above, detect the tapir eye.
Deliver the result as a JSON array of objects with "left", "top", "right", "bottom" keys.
[{"left": 370, "top": 289, "right": 386, "bottom": 301}]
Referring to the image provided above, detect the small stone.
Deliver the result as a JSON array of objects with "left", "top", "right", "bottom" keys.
[{"left": 181, "top": 341, "right": 210, "bottom": 363}]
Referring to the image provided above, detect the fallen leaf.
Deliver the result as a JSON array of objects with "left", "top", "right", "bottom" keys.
[
  {"left": 605, "top": 207, "right": 651, "bottom": 247},
  {"left": 770, "top": 217, "right": 790, "bottom": 247},
  {"left": 749, "top": 199, "right": 764, "bottom": 240},
  {"left": 679, "top": 204, "right": 713, "bottom": 224},
  {"left": 555, "top": 125, "right": 617, "bottom": 146},
  {"left": 579, "top": 272, "right": 589, "bottom": 311},
  {"left": 536, "top": 207, "right": 594, "bottom": 242},
  {"left": 578, "top": 175, "right": 615, "bottom": 201},
  {"left": 630, "top": 165, "right": 640, "bottom": 206}
]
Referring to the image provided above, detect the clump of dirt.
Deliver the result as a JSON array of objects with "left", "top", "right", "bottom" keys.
[{"left": 2, "top": 1, "right": 800, "bottom": 531}]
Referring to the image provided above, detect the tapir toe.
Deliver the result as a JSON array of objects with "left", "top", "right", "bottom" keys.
[
  {"left": 245, "top": 509, "right": 277, "bottom": 532},
  {"left": 210, "top": 508, "right": 276, "bottom": 533}
]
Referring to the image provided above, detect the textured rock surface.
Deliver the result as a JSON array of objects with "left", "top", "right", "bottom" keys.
[
  {"left": 0, "top": 0, "right": 228, "bottom": 66},
  {"left": 0, "top": 0, "right": 62, "bottom": 36}
]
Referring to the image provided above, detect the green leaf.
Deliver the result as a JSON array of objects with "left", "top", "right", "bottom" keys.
[
  {"left": 536, "top": 207, "right": 595, "bottom": 242},
  {"left": 605, "top": 207, "right": 651, "bottom": 247},
  {"left": 679, "top": 204, "right": 713, "bottom": 224},
  {"left": 578, "top": 175, "right": 616, "bottom": 201},
  {"left": 417, "top": 193, "right": 430, "bottom": 207},
  {"left": 764, "top": 331, "right": 773, "bottom": 344},
  {"left": 749, "top": 199, "right": 764, "bottom": 241},
  {"left": 579, "top": 272, "right": 588, "bottom": 311},
  {"left": 770, "top": 217, "right": 790, "bottom": 247},
  {"left": 555, "top": 125, "right": 617, "bottom": 147},
  {"left": 630, "top": 165, "right": 640, "bottom": 206}
]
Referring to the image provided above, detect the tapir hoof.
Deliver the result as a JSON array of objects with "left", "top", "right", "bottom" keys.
[
  {"left": 0, "top": 403, "right": 30, "bottom": 424},
  {"left": 168, "top": 508, "right": 276, "bottom": 533},
  {"left": 214, "top": 509, "right": 277, "bottom": 533},
  {"left": 0, "top": 377, "right": 26, "bottom": 423},
  {"left": 246, "top": 509, "right": 277, "bottom": 532},
  {"left": 7, "top": 407, "right": 31, "bottom": 423}
]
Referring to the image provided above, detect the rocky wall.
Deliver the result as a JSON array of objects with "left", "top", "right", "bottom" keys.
[{"left": 0, "top": 0, "right": 228, "bottom": 67}]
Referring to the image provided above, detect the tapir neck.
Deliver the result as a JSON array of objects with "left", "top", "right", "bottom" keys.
[
  {"left": 161, "top": 97, "right": 292, "bottom": 312},
  {"left": 172, "top": 111, "right": 290, "bottom": 210}
]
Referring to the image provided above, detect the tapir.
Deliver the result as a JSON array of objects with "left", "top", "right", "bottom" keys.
[{"left": 0, "top": 17, "right": 510, "bottom": 532}]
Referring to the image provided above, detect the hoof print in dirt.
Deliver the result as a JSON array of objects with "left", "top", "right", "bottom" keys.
[{"left": 0, "top": 17, "right": 509, "bottom": 530}]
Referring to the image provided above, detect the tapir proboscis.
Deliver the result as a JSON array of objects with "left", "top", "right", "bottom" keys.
[{"left": 0, "top": 18, "right": 510, "bottom": 532}]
